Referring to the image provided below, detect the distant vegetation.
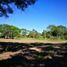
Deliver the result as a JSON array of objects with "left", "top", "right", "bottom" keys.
[{"left": 0, "top": 24, "right": 67, "bottom": 40}]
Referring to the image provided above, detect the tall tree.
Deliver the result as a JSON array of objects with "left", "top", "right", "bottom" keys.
[
  {"left": 57, "top": 25, "right": 67, "bottom": 39},
  {"left": 47, "top": 25, "right": 59, "bottom": 37},
  {"left": 47, "top": 25, "right": 67, "bottom": 39},
  {"left": 0, "top": 24, "right": 21, "bottom": 38},
  {"left": 0, "top": 0, "right": 36, "bottom": 17}
]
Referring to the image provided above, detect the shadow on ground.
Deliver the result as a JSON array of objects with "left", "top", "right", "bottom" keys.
[{"left": 0, "top": 42, "right": 67, "bottom": 67}]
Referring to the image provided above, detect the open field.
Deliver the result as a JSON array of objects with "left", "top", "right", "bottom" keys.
[{"left": 0, "top": 38, "right": 67, "bottom": 43}]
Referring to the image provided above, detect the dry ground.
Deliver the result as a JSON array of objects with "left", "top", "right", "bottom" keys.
[
  {"left": 0, "top": 38, "right": 67, "bottom": 62},
  {"left": 0, "top": 38, "right": 66, "bottom": 43}
]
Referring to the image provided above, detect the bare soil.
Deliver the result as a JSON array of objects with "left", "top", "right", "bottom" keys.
[
  {"left": 0, "top": 39, "right": 67, "bottom": 67},
  {"left": 0, "top": 38, "right": 66, "bottom": 43}
]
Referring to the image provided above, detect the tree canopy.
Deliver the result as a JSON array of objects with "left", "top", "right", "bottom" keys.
[
  {"left": 0, "top": 0, "right": 36, "bottom": 17},
  {"left": 0, "top": 24, "right": 21, "bottom": 38},
  {"left": 46, "top": 25, "right": 67, "bottom": 39}
]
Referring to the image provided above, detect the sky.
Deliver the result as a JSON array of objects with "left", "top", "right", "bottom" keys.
[{"left": 0, "top": 0, "right": 67, "bottom": 32}]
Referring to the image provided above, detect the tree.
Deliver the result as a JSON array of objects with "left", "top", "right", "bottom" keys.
[
  {"left": 46, "top": 25, "right": 67, "bottom": 39},
  {"left": 0, "top": 24, "right": 21, "bottom": 38},
  {"left": 46, "top": 31, "right": 51, "bottom": 38},
  {"left": 42, "top": 30, "right": 46, "bottom": 38},
  {"left": 0, "top": 0, "right": 36, "bottom": 17},
  {"left": 57, "top": 25, "right": 67, "bottom": 39},
  {"left": 10, "top": 25, "right": 21, "bottom": 38},
  {"left": 63, "top": 29, "right": 67, "bottom": 39},
  {"left": 28, "top": 29, "right": 40, "bottom": 38},
  {"left": 21, "top": 29, "right": 29, "bottom": 37},
  {"left": 47, "top": 25, "right": 59, "bottom": 37}
]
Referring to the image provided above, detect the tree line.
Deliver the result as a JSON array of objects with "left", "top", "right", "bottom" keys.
[{"left": 0, "top": 24, "right": 67, "bottom": 40}]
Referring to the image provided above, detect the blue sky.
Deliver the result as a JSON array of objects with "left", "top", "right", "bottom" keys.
[{"left": 0, "top": 0, "right": 67, "bottom": 32}]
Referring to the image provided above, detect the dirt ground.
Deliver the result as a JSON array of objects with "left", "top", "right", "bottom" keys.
[
  {"left": 0, "top": 38, "right": 66, "bottom": 43},
  {"left": 0, "top": 39, "right": 67, "bottom": 67}
]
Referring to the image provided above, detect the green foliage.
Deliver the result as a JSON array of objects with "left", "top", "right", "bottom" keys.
[
  {"left": 0, "top": 0, "right": 36, "bottom": 17},
  {"left": 42, "top": 30, "right": 46, "bottom": 38},
  {"left": 46, "top": 25, "right": 67, "bottom": 40},
  {"left": 21, "top": 29, "right": 29, "bottom": 37},
  {"left": 28, "top": 29, "right": 41, "bottom": 38},
  {"left": 0, "top": 24, "right": 67, "bottom": 40},
  {"left": 0, "top": 24, "right": 21, "bottom": 38}
]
